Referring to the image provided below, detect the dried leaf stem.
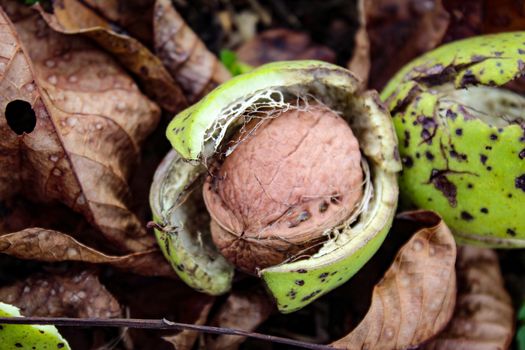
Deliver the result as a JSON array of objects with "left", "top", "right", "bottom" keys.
[{"left": 0, "top": 317, "right": 337, "bottom": 350}]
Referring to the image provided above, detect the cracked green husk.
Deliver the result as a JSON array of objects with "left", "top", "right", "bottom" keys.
[
  {"left": 382, "top": 32, "right": 525, "bottom": 247},
  {"left": 0, "top": 302, "right": 70, "bottom": 349},
  {"left": 151, "top": 60, "right": 401, "bottom": 313}
]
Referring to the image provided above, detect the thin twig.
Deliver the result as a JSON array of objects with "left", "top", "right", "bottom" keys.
[{"left": 0, "top": 317, "right": 337, "bottom": 350}]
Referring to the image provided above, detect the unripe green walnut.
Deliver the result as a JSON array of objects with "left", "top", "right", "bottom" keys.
[
  {"left": 150, "top": 60, "right": 401, "bottom": 313},
  {"left": 203, "top": 106, "right": 363, "bottom": 273},
  {"left": 382, "top": 32, "right": 525, "bottom": 247}
]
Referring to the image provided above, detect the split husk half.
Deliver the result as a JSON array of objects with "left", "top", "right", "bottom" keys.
[{"left": 150, "top": 60, "right": 401, "bottom": 313}]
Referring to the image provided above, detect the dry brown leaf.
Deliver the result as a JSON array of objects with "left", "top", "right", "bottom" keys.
[
  {"left": 0, "top": 3, "right": 159, "bottom": 251},
  {"left": 331, "top": 211, "right": 456, "bottom": 350},
  {"left": 442, "top": 0, "right": 483, "bottom": 42},
  {"left": 236, "top": 28, "right": 337, "bottom": 67},
  {"left": 443, "top": 0, "right": 525, "bottom": 42},
  {"left": 421, "top": 246, "right": 514, "bottom": 350},
  {"left": 347, "top": 0, "right": 371, "bottom": 85},
  {"left": 36, "top": 0, "right": 187, "bottom": 113},
  {"left": 0, "top": 196, "right": 83, "bottom": 236},
  {"left": 365, "top": 0, "right": 450, "bottom": 89},
  {"left": 203, "top": 287, "right": 274, "bottom": 350},
  {"left": 153, "top": 0, "right": 230, "bottom": 103},
  {"left": 82, "top": 0, "right": 155, "bottom": 45},
  {"left": 0, "top": 228, "right": 176, "bottom": 278},
  {"left": 162, "top": 302, "right": 213, "bottom": 350},
  {"left": 107, "top": 277, "right": 215, "bottom": 349},
  {"left": 0, "top": 270, "right": 121, "bottom": 318}
]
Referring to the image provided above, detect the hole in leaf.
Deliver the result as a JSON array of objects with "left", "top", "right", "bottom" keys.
[{"left": 5, "top": 100, "right": 36, "bottom": 135}]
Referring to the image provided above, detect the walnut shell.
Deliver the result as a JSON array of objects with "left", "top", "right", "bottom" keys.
[{"left": 203, "top": 106, "right": 363, "bottom": 273}]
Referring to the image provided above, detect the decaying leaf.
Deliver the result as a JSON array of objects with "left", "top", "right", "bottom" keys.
[
  {"left": 0, "top": 196, "right": 84, "bottom": 236},
  {"left": 331, "top": 211, "right": 456, "bottom": 350},
  {"left": 364, "top": 0, "right": 450, "bottom": 89},
  {"left": 442, "top": 0, "right": 483, "bottom": 41},
  {"left": 236, "top": 28, "right": 336, "bottom": 67},
  {"left": 0, "top": 3, "right": 160, "bottom": 252},
  {"left": 347, "top": 0, "right": 370, "bottom": 85},
  {"left": 36, "top": 0, "right": 187, "bottom": 113},
  {"left": 108, "top": 277, "right": 215, "bottom": 350},
  {"left": 153, "top": 0, "right": 230, "bottom": 103},
  {"left": 204, "top": 286, "right": 274, "bottom": 350},
  {"left": 0, "top": 270, "right": 121, "bottom": 318},
  {"left": 162, "top": 301, "right": 213, "bottom": 350},
  {"left": 0, "top": 228, "right": 176, "bottom": 278},
  {"left": 81, "top": 0, "right": 155, "bottom": 45},
  {"left": 443, "top": 0, "right": 525, "bottom": 42},
  {"left": 421, "top": 246, "right": 514, "bottom": 350}
]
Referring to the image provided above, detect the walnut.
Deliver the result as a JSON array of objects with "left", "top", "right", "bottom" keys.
[{"left": 202, "top": 105, "right": 363, "bottom": 273}]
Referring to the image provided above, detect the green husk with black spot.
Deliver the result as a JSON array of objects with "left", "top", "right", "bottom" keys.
[{"left": 382, "top": 32, "right": 525, "bottom": 247}]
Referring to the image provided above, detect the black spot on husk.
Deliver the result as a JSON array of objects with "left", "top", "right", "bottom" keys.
[
  {"left": 429, "top": 169, "right": 457, "bottom": 207},
  {"left": 301, "top": 290, "right": 322, "bottom": 302},
  {"left": 461, "top": 211, "right": 474, "bottom": 221},
  {"left": 516, "top": 174, "right": 525, "bottom": 192},
  {"left": 480, "top": 154, "right": 488, "bottom": 164},
  {"left": 402, "top": 156, "right": 414, "bottom": 167},
  {"left": 404, "top": 130, "right": 410, "bottom": 147}
]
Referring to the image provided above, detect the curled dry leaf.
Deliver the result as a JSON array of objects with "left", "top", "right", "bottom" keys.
[
  {"left": 36, "top": 0, "right": 187, "bottom": 113},
  {"left": 364, "top": 0, "right": 450, "bottom": 89},
  {"left": 421, "top": 246, "right": 514, "bottom": 350},
  {"left": 0, "top": 3, "right": 159, "bottom": 251},
  {"left": 236, "top": 28, "right": 337, "bottom": 67},
  {"left": 0, "top": 228, "right": 176, "bottom": 278},
  {"left": 331, "top": 211, "right": 456, "bottom": 350},
  {"left": 81, "top": 0, "right": 155, "bottom": 45},
  {"left": 0, "top": 270, "right": 121, "bottom": 318},
  {"left": 204, "top": 286, "right": 275, "bottom": 350},
  {"left": 153, "top": 0, "right": 231, "bottom": 103}
]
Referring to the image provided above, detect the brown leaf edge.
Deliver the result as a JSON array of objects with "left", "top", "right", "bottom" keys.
[
  {"left": 331, "top": 210, "right": 457, "bottom": 350},
  {"left": 35, "top": 0, "right": 188, "bottom": 113},
  {"left": 81, "top": 0, "right": 155, "bottom": 45},
  {"left": 153, "top": 0, "right": 231, "bottom": 103},
  {"left": 0, "top": 228, "right": 176, "bottom": 278},
  {"left": 420, "top": 246, "right": 514, "bottom": 350}
]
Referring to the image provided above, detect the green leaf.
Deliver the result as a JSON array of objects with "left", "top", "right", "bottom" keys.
[
  {"left": 519, "top": 302, "right": 525, "bottom": 321},
  {"left": 518, "top": 325, "right": 525, "bottom": 350},
  {"left": 219, "top": 49, "right": 253, "bottom": 76}
]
